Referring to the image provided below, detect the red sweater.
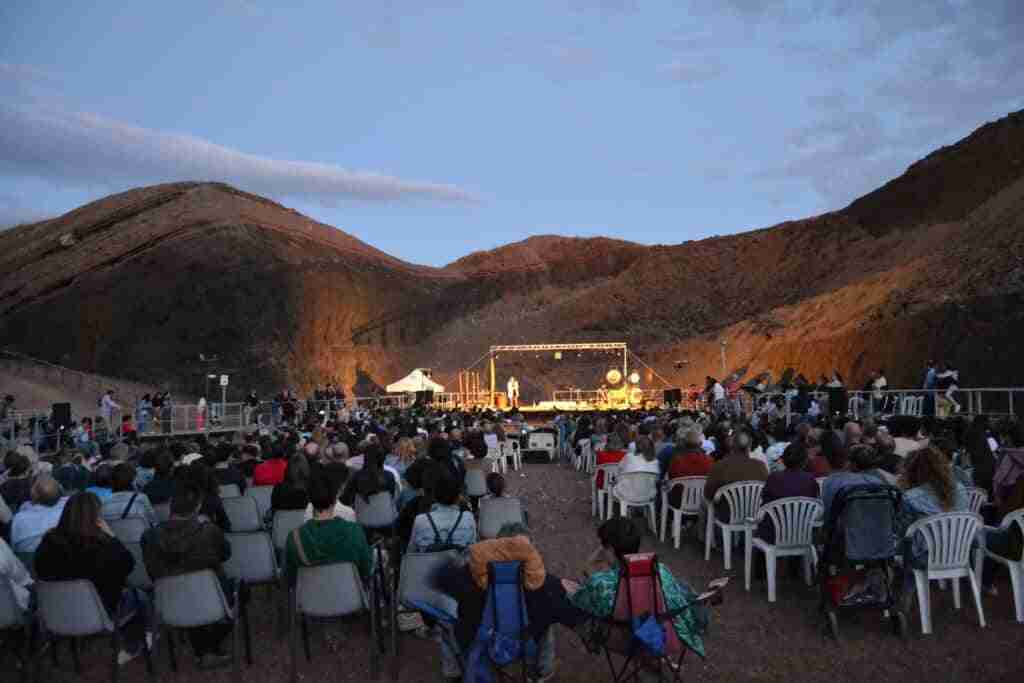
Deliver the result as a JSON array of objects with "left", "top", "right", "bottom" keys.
[
  {"left": 668, "top": 449, "right": 714, "bottom": 479},
  {"left": 252, "top": 458, "right": 288, "bottom": 486}
]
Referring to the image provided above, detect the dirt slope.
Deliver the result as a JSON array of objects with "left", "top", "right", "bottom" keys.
[{"left": 1, "top": 111, "right": 1023, "bottom": 399}]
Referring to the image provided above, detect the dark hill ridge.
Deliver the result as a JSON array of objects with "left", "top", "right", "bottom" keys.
[{"left": 1, "top": 110, "right": 1023, "bottom": 398}]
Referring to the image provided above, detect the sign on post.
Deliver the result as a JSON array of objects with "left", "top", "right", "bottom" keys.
[{"left": 220, "top": 374, "right": 229, "bottom": 387}]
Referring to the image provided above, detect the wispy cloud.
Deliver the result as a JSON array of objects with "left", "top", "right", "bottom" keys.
[{"left": 0, "top": 104, "right": 477, "bottom": 204}]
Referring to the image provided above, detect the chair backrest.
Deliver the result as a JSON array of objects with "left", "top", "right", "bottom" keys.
[
  {"left": 756, "top": 497, "right": 823, "bottom": 548},
  {"left": 295, "top": 562, "right": 368, "bottom": 618},
  {"left": 614, "top": 472, "right": 658, "bottom": 503},
  {"left": 223, "top": 495, "right": 263, "bottom": 532},
  {"left": 272, "top": 509, "right": 308, "bottom": 550},
  {"left": 224, "top": 531, "right": 279, "bottom": 584},
  {"left": 155, "top": 570, "right": 232, "bottom": 627},
  {"left": 219, "top": 484, "right": 241, "bottom": 499},
  {"left": 108, "top": 515, "right": 150, "bottom": 544},
  {"left": 124, "top": 541, "right": 153, "bottom": 589},
  {"left": 905, "top": 512, "right": 982, "bottom": 571},
  {"left": 0, "top": 580, "right": 25, "bottom": 629},
  {"left": 527, "top": 433, "right": 555, "bottom": 451},
  {"left": 154, "top": 503, "right": 171, "bottom": 523},
  {"left": 397, "top": 550, "right": 459, "bottom": 617},
  {"left": 465, "top": 469, "right": 488, "bottom": 498},
  {"left": 664, "top": 477, "right": 706, "bottom": 514},
  {"left": 481, "top": 561, "right": 529, "bottom": 647},
  {"left": 245, "top": 485, "right": 274, "bottom": 519},
  {"left": 1001, "top": 509, "right": 1024, "bottom": 537},
  {"left": 608, "top": 553, "right": 683, "bottom": 658},
  {"left": 36, "top": 579, "right": 113, "bottom": 636},
  {"left": 354, "top": 491, "right": 397, "bottom": 529},
  {"left": 478, "top": 497, "right": 525, "bottom": 539},
  {"left": 966, "top": 487, "right": 987, "bottom": 515},
  {"left": 714, "top": 481, "right": 765, "bottom": 524},
  {"left": 815, "top": 477, "right": 827, "bottom": 497},
  {"left": 593, "top": 463, "right": 619, "bottom": 491}
]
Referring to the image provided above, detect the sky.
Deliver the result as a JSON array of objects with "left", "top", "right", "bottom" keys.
[{"left": 1, "top": 1, "right": 1022, "bottom": 266}]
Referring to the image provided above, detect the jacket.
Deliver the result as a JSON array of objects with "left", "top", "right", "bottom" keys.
[
  {"left": 141, "top": 517, "right": 230, "bottom": 582},
  {"left": 704, "top": 455, "right": 768, "bottom": 520}
]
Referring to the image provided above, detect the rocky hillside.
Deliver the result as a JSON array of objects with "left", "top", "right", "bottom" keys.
[{"left": 1, "top": 110, "right": 1022, "bottom": 401}]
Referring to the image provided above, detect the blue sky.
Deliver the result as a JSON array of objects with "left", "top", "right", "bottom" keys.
[{"left": 2, "top": 1, "right": 1022, "bottom": 266}]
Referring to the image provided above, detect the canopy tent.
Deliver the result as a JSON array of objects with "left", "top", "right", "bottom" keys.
[{"left": 386, "top": 368, "right": 445, "bottom": 394}]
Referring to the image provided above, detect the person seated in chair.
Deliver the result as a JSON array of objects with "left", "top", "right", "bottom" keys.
[
  {"left": 565, "top": 517, "right": 708, "bottom": 659},
  {"left": 141, "top": 481, "right": 235, "bottom": 670},
  {"left": 285, "top": 473, "right": 372, "bottom": 582}
]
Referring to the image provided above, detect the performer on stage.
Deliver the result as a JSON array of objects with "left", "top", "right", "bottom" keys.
[{"left": 507, "top": 376, "right": 520, "bottom": 409}]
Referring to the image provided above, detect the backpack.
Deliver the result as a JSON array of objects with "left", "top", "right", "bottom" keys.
[{"left": 423, "top": 510, "right": 467, "bottom": 552}]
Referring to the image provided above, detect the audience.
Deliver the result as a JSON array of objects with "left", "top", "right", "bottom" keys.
[{"left": 285, "top": 474, "right": 372, "bottom": 582}]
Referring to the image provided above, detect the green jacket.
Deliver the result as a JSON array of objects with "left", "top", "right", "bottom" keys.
[{"left": 285, "top": 517, "right": 372, "bottom": 582}]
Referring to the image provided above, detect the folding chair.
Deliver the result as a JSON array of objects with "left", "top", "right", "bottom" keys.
[
  {"left": 35, "top": 579, "right": 154, "bottom": 683},
  {"left": 245, "top": 485, "right": 274, "bottom": 520},
  {"left": 223, "top": 496, "right": 263, "bottom": 532},
  {"left": 219, "top": 484, "right": 241, "bottom": 499},
  {"left": 272, "top": 510, "right": 308, "bottom": 555},
  {"left": 355, "top": 493, "right": 399, "bottom": 662},
  {"left": 154, "top": 570, "right": 251, "bottom": 673},
  {"left": 0, "top": 580, "right": 32, "bottom": 682},
  {"left": 478, "top": 497, "right": 526, "bottom": 539},
  {"left": 395, "top": 550, "right": 460, "bottom": 676},
  {"left": 464, "top": 560, "right": 534, "bottom": 682},
  {"left": 290, "top": 562, "right": 377, "bottom": 683},
  {"left": 590, "top": 554, "right": 719, "bottom": 683}
]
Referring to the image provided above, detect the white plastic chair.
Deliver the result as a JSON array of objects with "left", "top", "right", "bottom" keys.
[
  {"left": 814, "top": 477, "right": 827, "bottom": 498},
  {"left": 591, "top": 464, "right": 619, "bottom": 520},
  {"left": 905, "top": 512, "right": 986, "bottom": 634},
  {"left": 501, "top": 440, "right": 522, "bottom": 471},
  {"left": 609, "top": 472, "right": 658, "bottom": 533},
  {"left": 660, "top": 477, "right": 706, "bottom": 549},
  {"left": 743, "top": 497, "right": 823, "bottom": 602},
  {"left": 486, "top": 445, "right": 506, "bottom": 474},
  {"left": 705, "top": 481, "right": 764, "bottom": 571},
  {"left": 975, "top": 509, "right": 1024, "bottom": 623},
  {"left": 575, "top": 439, "right": 592, "bottom": 472},
  {"left": 966, "top": 487, "right": 987, "bottom": 515}
]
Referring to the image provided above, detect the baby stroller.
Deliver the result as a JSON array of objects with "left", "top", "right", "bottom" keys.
[{"left": 819, "top": 483, "right": 907, "bottom": 640}]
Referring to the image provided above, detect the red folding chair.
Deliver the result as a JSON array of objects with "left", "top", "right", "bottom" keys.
[{"left": 597, "top": 553, "right": 723, "bottom": 683}]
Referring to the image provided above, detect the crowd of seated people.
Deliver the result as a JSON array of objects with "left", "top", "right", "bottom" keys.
[{"left": 2, "top": 393, "right": 1024, "bottom": 680}]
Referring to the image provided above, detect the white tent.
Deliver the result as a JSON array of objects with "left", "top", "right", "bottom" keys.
[{"left": 386, "top": 368, "right": 445, "bottom": 394}]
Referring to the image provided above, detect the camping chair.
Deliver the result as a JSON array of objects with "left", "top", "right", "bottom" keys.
[
  {"left": 223, "top": 496, "right": 263, "bottom": 532},
  {"left": 290, "top": 562, "right": 378, "bottom": 682},
  {"left": 35, "top": 579, "right": 154, "bottom": 683},
  {"left": 585, "top": 554, "right": 724, "bottom": 683},
  {"left": 479, "top": 497, "right": 526, "bottom": 539},
  {"left": 466, "top": 561, "right": 535, "bottom": 682},
  {"left": 660, "top": 477, "right": 706, "bottom": 549},
  {"left": 0, "top": 580, "right": 32, "bottom": 682},
  {"left": 154, "top": 569, "right": 251, "bottom": 674}
]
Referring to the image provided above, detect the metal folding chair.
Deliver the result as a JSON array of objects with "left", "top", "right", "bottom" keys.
[{"left": 223, "top": 496, "right": 263, "bottom": 532}]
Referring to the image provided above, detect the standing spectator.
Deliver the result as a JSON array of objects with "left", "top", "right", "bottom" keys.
[{"left": 142, "top": 482, "right": 234, "bottom": 670}]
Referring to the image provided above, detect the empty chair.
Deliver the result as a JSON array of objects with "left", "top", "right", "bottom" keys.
[
  {"left": 591, "top": 464, "right": 619, "bottom": 520},
  {"left": 609, "top": 472, "right": 658, "bottom": 533},
  {"left": 975, "top": 509, "right": 1024, "bottom": 623},
  {"left": 224, "top": 532, "right": 284, "bottom": 633},
  {"left": 272, "top": 510, "right": 308, "bottom": 554},
  {"left": 154, "top": 569, "right": 250, "bottom": 672},
  {"left": 705, "top": 481, "right": 764, "bottom": 571},
  {"left": 905, "top": 512, "right": 986, "bottom": 634},
  {"left": 744, "top": 497, "right": 823, "bottom": 602},
  {"left": 245, "top": 486, "right": 274, "bottom": 520},
  {"left": 36, "top": 579, "right": 153, "bottom": 682},
  {"left": 478, "top": 497, "right": 525, "bottom": 539},
  {"left": 291, "top": 562, "right": 377, "bottom": 682},
  {"left": 223, "top": 496, "right": 263, "bottom": 533},
  {"left": 660, "top": 477, "right": 706, "bottom": 549},
  {"left": 465, "top": 469, "right": 488, "bottom": 499},
  {"left": 576, "top": 439, "right": 593, "bottom": 473},
  {"left": 219, "top": 484, "right": 241, "bottom": 499},
  {"left": 966, "top": 487, "right": 987, "bottom": 515},
  {"left": 526, "top": 432, "right": 556, "bottom": 461}
]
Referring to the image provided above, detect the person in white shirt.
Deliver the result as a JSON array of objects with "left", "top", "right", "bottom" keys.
[{"left": 618, "top": 436, "right": 661, "bottom": 476}]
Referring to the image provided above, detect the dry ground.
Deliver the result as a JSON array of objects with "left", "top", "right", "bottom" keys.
[{"left": 6, "top": 461, "right": 1023, "bottom": 683}]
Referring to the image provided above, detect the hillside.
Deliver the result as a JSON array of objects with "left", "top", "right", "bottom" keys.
[{"left": 1, "top": 110, "right": 1023, "bottom": 401}]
